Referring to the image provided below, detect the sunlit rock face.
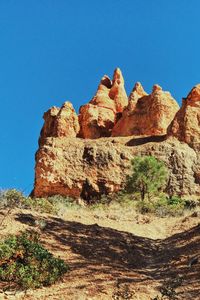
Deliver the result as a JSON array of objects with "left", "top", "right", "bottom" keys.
[
  {"left": 39, "top": 101, "right": 79, "bottom": 145},
  {"left": 33, "top": 136, "right": 199, "bottom": 200},
  {"left": 112, "top": 83, "right": 179, "bottom": 137},
  {"left": 33, "top": 70, "right": 200, "bottom": 200},
  {"left": 78, "top": 68, "right": 128, "bottom": 139},
  {"left": 168, "top": 84, "right": 200, "bottom": 150}
]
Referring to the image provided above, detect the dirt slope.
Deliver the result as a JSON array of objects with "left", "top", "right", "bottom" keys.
[{"left": 0, "top": 208, "right": 199, "bottom": 300}]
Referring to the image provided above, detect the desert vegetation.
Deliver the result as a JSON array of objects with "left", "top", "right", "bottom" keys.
[
  {"left": 0, "top": 231, "right": 68, "bottom": 290},
  {"left": 0, "top": 156, "right": 199, "bottom": 299}
]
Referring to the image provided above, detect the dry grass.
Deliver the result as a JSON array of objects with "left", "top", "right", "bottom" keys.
[{"left": 0, "top": 201, "right": 199, "bottom": 299}]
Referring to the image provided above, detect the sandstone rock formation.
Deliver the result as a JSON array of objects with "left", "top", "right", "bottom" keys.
[
  {"left": 78, "top": 68, "right": 128, "bottom": 139},
  {"left": 33, "top": 136, "right": 199, "bottom": 200},
  {"left": 112, "top": 83, "right": 179, "bottom": 137},
  {"left": 39, "top": 101, "right": 79, "bottom": 145},
  {"left": 33, "top": 70, "right": 200, "bottom": 200},
  {"left": 168, "top": 84, "right": 200, "bottom": 150}
]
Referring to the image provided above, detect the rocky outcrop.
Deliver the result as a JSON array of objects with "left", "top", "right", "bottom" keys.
[
  {"left": 112, "top": 83, "right": 179, "bottom": 137},
  {"left": 33, "top": 136, "right": 199, "bottom": 200},
  {"left": 78, "top": 68, "right": 128, "bottom": 139},
  {"left": 39, "top": 101, "right": 79, "bottom": 145},
  {"left": 168, "top": 84, "right": 200, "bottom": 150},
  {"left": 33, "top": 69, "right": 200, "bottom": 200}
]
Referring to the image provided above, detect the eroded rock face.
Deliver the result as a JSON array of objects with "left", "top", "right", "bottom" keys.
[
  {"left": 33, "top": 136, "right": 199, "bottom": 200},
  {"left": 168, "top": 84, "right": 200, "bottom": 150},
  {"left": 112, "top": 84, "right": 179, "bottom": 137},
  {"left": 78, "top": 68, "right": 128, "bottom": 139},
  {"left": 39, "top": 101, "right": 79, "bottom": 145},
  {"left": 33, "top": 72, "right": 200, "bottom": 200},
  {"left": 78, "top": 104, "right": 116, "bottom": 139}
]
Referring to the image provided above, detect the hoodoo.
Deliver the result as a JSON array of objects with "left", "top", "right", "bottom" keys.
[
  {"left": 78, "top": 68, "right": 128, "bottom": 139},
  {"left": 39, "top": 101, "right": 79, "bottom": 145},
  {"left": 32, "top": 69, "right": 200, "bottom": 200},
  {"left": 168, "top": 84, "right": 200, "bottom": 150},
  {"left": 112, "top": 83, "right": 179, "bottom": 137}
]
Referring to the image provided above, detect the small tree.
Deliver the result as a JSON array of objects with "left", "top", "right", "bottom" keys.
[{"left": 126, "top": 156, "right": 168, "bottom": 201}]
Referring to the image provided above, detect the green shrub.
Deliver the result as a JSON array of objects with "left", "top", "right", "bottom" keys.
[
  {"left": 136, "top": 195, "right": 186, "bottom": 217},
  {"left": 48, "top": 195, "right": 79, "bottom": 208},
  {"left": 0, "top": 189, "right": 83, "bottom": 217},
  {"left": 0, "top": 231, "right": 69, "bottom": 289},
  {"left": 136, "top": 200, "right": 155, "bottom": 214},
  {"left": 154, "top": 196, "right": 185, "bottom": 217},
  {"left": 22, "top": 197, "right": 57, "bottom": 214},
  {"left": 0, "top": 189, "right": 64, "bottom": 214},
  {"left": 167, "top": 195, "right": 185, "bottom": 206},
  {"left": 0, "top": 189, "right": 25, "bottom": 209}
]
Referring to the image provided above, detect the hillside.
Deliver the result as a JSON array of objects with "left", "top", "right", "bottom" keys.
[{"left": 0, "top": 204, "right": 199, "bottom": 300}]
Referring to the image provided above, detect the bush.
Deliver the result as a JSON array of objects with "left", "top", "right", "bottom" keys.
[
  {"left": 48, "top": 195, "right": 79, "bottom": 208},
  {"left": 155, "top": 196, "right": 185, "bottom": 217},
  {"left": 22, "top": 197, "right": 57, "bottom": 214},
  {"left": 0, "top": 189, "right": 84, "bottom": 219},
  {"left": 0, "top": 189, "right": 25, "bottom": 209},
  {"left": 0, "top": 189, "right": 78, "bottom": 215},
  {"left": 126, "top": 156, "right": 168, "bottom": 201},
  {"left": 0, "top": 231, "right": 69, "bottom": 289},
  {"left": 136, "top": 200, "right": 155, "bottom": 214},
  {"left": 136, "top": 195, "right": 186, "bottom": 217}
]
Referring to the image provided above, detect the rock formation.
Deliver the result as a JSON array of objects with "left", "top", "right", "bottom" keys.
[
  {"left": 78, "top": 68, "right": 128, "bottom": 139},
  {"left": 33, "top": 136, "right": 199, "bottom": 200},
  {"left": 112, "top": 83, "right": 179, "bottom": 137},
  {"left": 32, "top": 69, "right": 200, "bottom": 200},
  {"left": 39, "top": 101, "right": 79, "bottom": 145},
  {"left": 168, "top": 84, "right": 200, "bottom": 150}
]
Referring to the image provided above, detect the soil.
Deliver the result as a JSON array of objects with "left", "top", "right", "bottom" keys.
[{"left": 0, "top": 207, "right": 199, "bottom": 300}]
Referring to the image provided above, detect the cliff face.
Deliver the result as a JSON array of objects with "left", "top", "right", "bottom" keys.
[
  {"left": 33, "top": 136, "right": 199, "bottom": 200},
  {"left": 33, "top": 68, "right": 200, "bottom": 200}
]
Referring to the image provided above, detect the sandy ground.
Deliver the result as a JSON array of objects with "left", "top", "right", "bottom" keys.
[{"left": 0, "top": 206, "right": 199, "bottom": 300}]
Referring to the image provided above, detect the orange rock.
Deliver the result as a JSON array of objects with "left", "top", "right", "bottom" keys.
[
  {"left": 33, "top": 136, "right": 199, "bottom": 199},
  {"left": 168, "top": 84, "right": 200, "bottom": 149},
  {"left": 39, "top": 106, "right": 59, "bottom": 145},
  {"left": 112, "top": 83, "right": 179, "bottom": 137},
  {"left": 32, "top": 69, "right": 200, "bottom": 201},
  {"left": 129, "top": 82, "right": 148, "bottom": 101},
  {"left": 79, "top": 68, "right": 128, "bottom": 139},
  {"left": 109, "top": 68, "right": 128, "bottom": 113},
  {"left": 39, "top": 101, "right": 79, "bottom": 145},
  {"left": 78, "top": 104, "right": 115, "bottom": 139}
]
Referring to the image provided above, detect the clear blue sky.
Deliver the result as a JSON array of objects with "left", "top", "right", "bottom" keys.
[{"left": 0, "top": 0, "right": 200, "bottom": 194}]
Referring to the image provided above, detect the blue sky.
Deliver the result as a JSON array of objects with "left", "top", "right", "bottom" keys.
[{"left": 0, "top": 0, "right": 200, "bottom": 194}]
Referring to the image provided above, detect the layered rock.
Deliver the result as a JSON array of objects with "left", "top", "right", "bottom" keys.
[
  {"left": 33, "top": 136, "right": 199, "bottom": 200},
  {"left": 39, "top": 101, "right": 79, "bottom": 145},
  {"left": 168, "top": 84, "right": 200, "bottom": 150},
  {"left": 33, "top": 71, "right": 200, "bottom": 200},
  {"left": 78, "top": 68, "right": 128, "bottom": 139},
  {"left": 112, "top": 83, "right": 179, "bottom": 137}
]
